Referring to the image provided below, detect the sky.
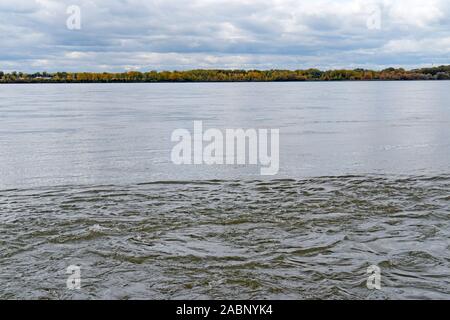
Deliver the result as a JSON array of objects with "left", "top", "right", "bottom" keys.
[{"left": 0, "top": 0, "right": 449, "bottom": 72}]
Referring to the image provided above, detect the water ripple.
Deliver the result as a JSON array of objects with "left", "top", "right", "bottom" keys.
[{"left": 0, "top": 175, "right": 449, "bottom": 299}]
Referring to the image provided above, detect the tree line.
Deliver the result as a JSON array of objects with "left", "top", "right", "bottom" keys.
[{"left": 1, "top": 66, "right": 449, "bottom": 83}]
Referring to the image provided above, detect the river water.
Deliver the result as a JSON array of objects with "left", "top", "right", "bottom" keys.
[{"left": 0, "top": 82, "right": 449, "bottom": 299}]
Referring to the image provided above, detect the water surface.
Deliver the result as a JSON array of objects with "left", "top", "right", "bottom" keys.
[
  {"left": 1, "top": 82, "right": 449, "bottom": 187},
  {"left": 0, "top": 82, "right": 449, "bottom": 299}
]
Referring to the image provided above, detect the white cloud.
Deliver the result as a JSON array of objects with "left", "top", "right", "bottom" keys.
[
  {"left": 386, "top": 0, "right": 445, "bottom": 28},
  {"left": 64, "top": 51, "right": 91, "bottom": 59},
  {"left": 383, "top": 37, "right": 450, "bottom": 54}
]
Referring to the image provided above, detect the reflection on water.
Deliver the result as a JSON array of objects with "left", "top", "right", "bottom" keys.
[
  {"left": 0, "top": 82, "right": 449, "bottom": 299},
  {"left": 1, "top": 176, "right": 449, "bottom": 299}
]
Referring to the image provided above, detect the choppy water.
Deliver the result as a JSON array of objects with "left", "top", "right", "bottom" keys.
[
  {"left": 1, "top": 82, "right": 450, "bottom": 299},
  {"left": 1, "top": 176, "right": 449, "bottom": 299}
]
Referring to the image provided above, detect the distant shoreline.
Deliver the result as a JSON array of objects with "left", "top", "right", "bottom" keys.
[
  {"left": 1, "top": 66, "right": 449, "bottom": 83},
  {"left": 2, "top": 79, "right": 450, "bottom": 85}
]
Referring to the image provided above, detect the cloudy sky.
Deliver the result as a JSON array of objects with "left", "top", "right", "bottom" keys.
[{"left": 1, "top": 0, "right": 449, "bottom": 72}]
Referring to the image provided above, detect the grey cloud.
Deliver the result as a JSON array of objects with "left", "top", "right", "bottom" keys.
[{"left": 0, "top": 0, "right": 449, "bottom": 72}]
